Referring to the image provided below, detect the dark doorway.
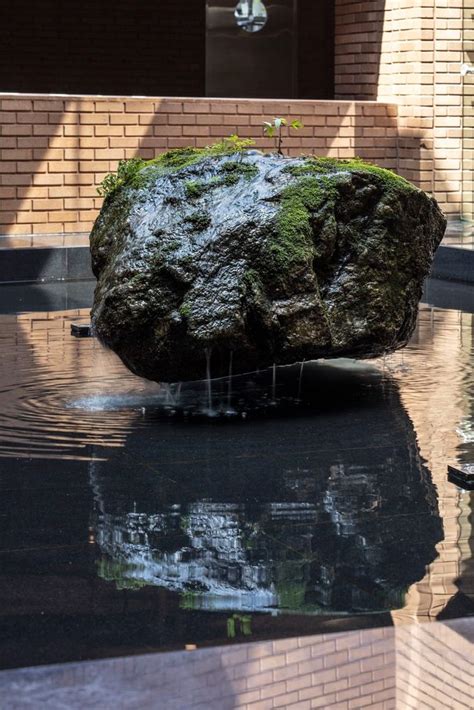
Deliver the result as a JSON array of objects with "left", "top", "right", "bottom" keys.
[{"left": 206, "top": 0, "right": 334, "bottom": 99}]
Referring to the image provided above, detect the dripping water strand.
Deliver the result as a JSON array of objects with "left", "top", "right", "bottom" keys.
[
  {"left": 205, "top": 347, "right": 212, "bottom": 413},
  {"left": 227, "top": 351, "right": 233, "bottom": 409},
  {"left": 297, "top": 359, "right": 305, "bottom": 402}
]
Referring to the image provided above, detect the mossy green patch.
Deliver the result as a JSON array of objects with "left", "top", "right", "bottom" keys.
[
  {"left": 179, "top": 303, "right": 191, "bottom": 318},
  {"left": 244, "top": 268, "right": 261, "bottom": 287},
  {"left": 96, "top": 157, "right": 145, "bottom": 199},
  {"left": 184, "top": 180, "right": 208, "bottom": 199},
  {"left": 97, "top": 135, "right": 256, "bottom": 198},
  {"left": 183, "top": 176, "right": 222, "bottom": 199},
  {"left": 185, "top": 211, "right": 211, "bottom": 231},
  {"left": 285, "top": 156, "right": 414, "bottom": 194},
  {"left": 155, "top": 239, "right": 180, "bottom": 256},
  {"left": 243, "top": 268, "right": 263, "bottom": 297},
  {"left": 270, "top": 175, "right": 338, "bottom": 273},
  {"left": 221, "top": 160, "right": 259, "bottom": 178}
]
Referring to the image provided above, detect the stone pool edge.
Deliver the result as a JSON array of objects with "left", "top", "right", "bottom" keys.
[{"left": 0, "top": 243, "right": 473, "bottom": 286}]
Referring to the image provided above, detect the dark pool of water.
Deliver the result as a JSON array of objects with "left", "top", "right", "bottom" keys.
[{"left": 0, "top": 278, "right": 473, "bottom": 670}]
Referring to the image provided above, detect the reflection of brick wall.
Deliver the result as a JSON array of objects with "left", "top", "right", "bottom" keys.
[
  {"left": 389, "top": 307, "right": 471, "bottom": 624},
  {"left": 335, "top": 0, "right": 467, "bottom": 218},
  {"left": 0, "top": 95, "right": 398, "bottom": 238}
]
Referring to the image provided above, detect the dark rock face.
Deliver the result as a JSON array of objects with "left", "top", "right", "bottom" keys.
[{"left": 90, "top": 151, "right": 446, "bottom": 382}]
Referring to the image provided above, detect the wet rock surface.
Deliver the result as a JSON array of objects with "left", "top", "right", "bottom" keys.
[{"left": 90, "top": 150, "right": 446, "bottom": 382}]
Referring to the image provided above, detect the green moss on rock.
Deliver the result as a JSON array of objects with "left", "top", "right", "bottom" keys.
[
  {"left": 218, "top": 162, "right": 258, "bottom": 187},
  {"left": 179, "top": 303, "right": 191, "bottom": 319},
  {"left": 184, "top": 161, "right": 259, "bottom": 197},
  {"left": 97, "top": 135, "right": 256, "bottom": 198},
  {"left": 184, "top": 180, "right": 208, "bottom": 199},
  {"left": 285, "top": 156, "right": 414, "bottom": 195},
  {"left": 271, "top": 175, "right": 338, "bottom": 273},
  {"left": 185, "top": 212, "right": 211, "bottom": 231}
]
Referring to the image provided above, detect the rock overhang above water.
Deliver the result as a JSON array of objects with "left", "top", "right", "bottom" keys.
[{"left": 90, "top": 147, "right": 446, "bottom": 383}]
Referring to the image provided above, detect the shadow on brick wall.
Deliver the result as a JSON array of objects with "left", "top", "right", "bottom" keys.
[{"left": 0, "top": 96, "right": 402, "bottom": 238}]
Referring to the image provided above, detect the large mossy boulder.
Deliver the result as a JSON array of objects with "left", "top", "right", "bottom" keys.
[{"left": 90, "top": 146, "right": 446, "bottom": 382}]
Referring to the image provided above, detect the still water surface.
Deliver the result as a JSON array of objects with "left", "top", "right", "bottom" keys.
[{"left": 0, "top": 279, "right": 473, "bottom": 669}]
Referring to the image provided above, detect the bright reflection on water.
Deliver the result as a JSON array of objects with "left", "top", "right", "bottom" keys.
[{"left": 0, "top": 282, "right": 473, "bottom": 668}]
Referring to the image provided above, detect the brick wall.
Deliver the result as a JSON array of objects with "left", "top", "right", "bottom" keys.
[
  {"left": 0, "top": 0, "right": 205, "bottom": 97},
  {"left": 0, "top": 3, "right": 471, "bottom": 226},
  {"left": 463, "top": 0, "right": 474, "bottom": 220},
  {"left": 0, "top": 95, "right": 398, "bottom": 239},
  {"left": 1, "top": 619, "right": 472, "bottom": 708},
  {"left": 335, "top": 0, "right": 468, "bottom": 219},
  {"left": 395, "top": 621, "right": 473, "bottom": 709},
  {"left": 334, "top": 0, "right": 386, "bottom": 100}
]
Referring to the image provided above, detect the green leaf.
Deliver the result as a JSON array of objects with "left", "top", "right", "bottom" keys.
[
  {"left": 264, "top": 125, "right": 276, "bottom": 138},
  {"left": 290, "top": 119, "right": 303, "bottom": 130},
  {"left": 241, "top": 615, "right": 252, "bottom": 636},
  {"left": 227, "top": 617, "right": 236, "bottom": 638},
  {"left": 274, "top": 117, "right": 287, "bottom": 130}
]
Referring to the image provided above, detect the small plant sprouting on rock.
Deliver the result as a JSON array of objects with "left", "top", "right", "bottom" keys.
[{"left": 263, "top": 117, "right": 303, "bottom": 156}]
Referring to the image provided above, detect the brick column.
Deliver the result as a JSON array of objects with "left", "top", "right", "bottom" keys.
[{"left": 335, "top": 0, "right": 467, "bottom": 219}]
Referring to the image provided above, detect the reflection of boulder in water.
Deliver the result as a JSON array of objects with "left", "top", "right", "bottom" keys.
[
  {"left": 91, "top": 362, "right": 443, "bottom": 613},
  {"left": 96, "top": 503, "right": 278, "bottom": 610}
]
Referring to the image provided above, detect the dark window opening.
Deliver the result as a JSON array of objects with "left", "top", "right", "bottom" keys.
[{"left": 0, "top": 1, "right": 334, "bottom": 99}]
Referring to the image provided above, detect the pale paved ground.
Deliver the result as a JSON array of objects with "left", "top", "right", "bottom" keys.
[{"left": 0, "top": 619, "right": 472, "bottom": 709}]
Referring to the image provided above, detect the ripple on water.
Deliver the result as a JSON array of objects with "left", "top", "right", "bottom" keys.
[
  {"left": 0, "top": 313, "right": 160, "bottom": 459},
  {"left": 0, "top": 306, "right": 473, "bottom": 470},
  {"left": 0, "top": 297, "right": 474, "bottom": 659}
]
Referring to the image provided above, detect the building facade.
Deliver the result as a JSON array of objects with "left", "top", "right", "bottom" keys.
[{"left": 0, "top": 0, "right": 472, "bottom": 240}]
